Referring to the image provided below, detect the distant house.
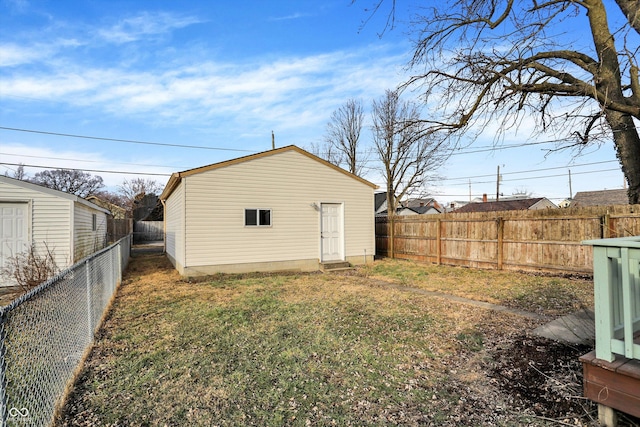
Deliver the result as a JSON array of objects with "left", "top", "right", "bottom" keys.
[
  {"left": 375, "top": 195, "right": 443, "bottom": 216},
  {"left": 160, "top": 145, "right": 377, "bottom": 276},
  {"left": 0, "top": 176, "right": 110, "bottom": 285},
  {"left": 443, "top": 200, "right": 469, "bottom": 212},
  {"left": 86, "top": 195, "right": 127, "bottom": 219},
  {"left": 453, "top": 197, "right": 556, "bottom": 213},
  {"left": 569, "top": 189, "right": 629, "bottom": 207},
  {"left": 403, "top": 198, "right": 443, "bottom": 215},
  {"left": 374, "top": 192, "right": 389, "bottom": 215},
  {"left": 376, "top": 206, "right": 421, "bottom": 216},
  {"left": 557, "top": 199, "right": 572, "bottom": 208}
]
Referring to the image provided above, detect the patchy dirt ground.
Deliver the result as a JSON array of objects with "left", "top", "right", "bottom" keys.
[
  {"left": 439, "top": 331, "right": 640, "bottom": 426},
  {"left": 491, "top": 336, "right": 591, "bottom": 419},
  {"left": 56, "top": 255, "right": 640, "bottom": 426}
]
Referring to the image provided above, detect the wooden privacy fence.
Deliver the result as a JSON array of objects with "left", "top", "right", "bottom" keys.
[
  {"left": 133, "top": 220, "right": 164, "bottom": 243},
  {"left": 375, "top": 205, "right": 640, "bottom": 275},
  {"left": 107, "top": 218, "right": 132, "bottom": 243}
]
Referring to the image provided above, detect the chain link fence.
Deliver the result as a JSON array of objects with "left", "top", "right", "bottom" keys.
[{"left": 0, "top": 235, "right": 132, "bottom": 427}]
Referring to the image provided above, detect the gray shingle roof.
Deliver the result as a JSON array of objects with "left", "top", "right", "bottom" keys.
[
  {"left": 570, "top": 189, "right": 629, "bottom": 207},
  {"left": 453, "top": 198, "right": 545, "bottom": 213}
]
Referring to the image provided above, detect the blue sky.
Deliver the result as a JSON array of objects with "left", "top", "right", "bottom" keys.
[{"left": 0, "top": 0, "right": 626, "bottom": 204}]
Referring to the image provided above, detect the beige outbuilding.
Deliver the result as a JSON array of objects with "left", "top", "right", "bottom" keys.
[
  {"left": 0, "top": 175, "right": 110, "bottom": 286},
  {"left": 160, "top": 145, "right": 377, "bottom": 277}
]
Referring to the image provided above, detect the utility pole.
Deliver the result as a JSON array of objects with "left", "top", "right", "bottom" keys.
[
  {"left": 496, "top": 165, "right": 501, "bottom": 201},
  {"left": 568, "top": 169, "right": 573, "bottom": 199}
]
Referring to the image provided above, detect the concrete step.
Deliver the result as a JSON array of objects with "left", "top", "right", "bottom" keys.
[{"left": 320, "top": 261, "right": 352, "bottom": 271}]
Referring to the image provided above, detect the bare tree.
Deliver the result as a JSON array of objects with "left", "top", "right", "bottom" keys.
[
  {"left": 4, "top": 164, "right": 27, "bottom": 180},
  {"left": 324, "top": 99, "right": 368, "bottom": 176},
  {"left": 31, "top": 169, "right": 104, "bottom": 198},
  {"left": 372, "top": 89, "right": 447, "bottom": 257},
  {"left": 1, "top": 243, "right": 59, "bottom": 294},
  {"left": 118, "top": 178, "right": 163, "bottom": 216},
  {"left": 306, "top": 141, "right": 342, "bottom": 168},
  {"left": 92, "top": 190, "right": 128, "bottom": 217},
  {"left": 361, "top": 0, "right": 640, "bottom": 203}
]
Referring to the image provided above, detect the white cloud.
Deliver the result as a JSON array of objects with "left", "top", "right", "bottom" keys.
[
  {"left": 269, "top": 12, "right": 312, "bottom": 21},
  {"left": 1, "top": 43, "right": 409, "bottom": 132},
  {"left": 0, "top": 42, "right": 48, "bottom": 66},
  {"left": 0, "top": 143, "right": 172, "bottom": 188},
  {"left": 96, "top": 12, "right": 203, "bottom": 44}
]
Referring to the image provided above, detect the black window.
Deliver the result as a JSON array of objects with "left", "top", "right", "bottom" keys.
[{"left": 245, "top": 209, "right": 271, "bottom": 226}]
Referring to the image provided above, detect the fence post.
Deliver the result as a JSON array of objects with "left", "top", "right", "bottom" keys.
[
  {"left": 0, "top": 309, "right": 7, "bottom": 427},
  {"left": 436, "top": 219, "right": 442, "bottom": 265},
  {"left": 86, "top": 260, "right": 93, "bottom": 337},
  {"left": 117, "top": 241, "right": 122, "bottom": 284},
  {"left": 601, "top": 214, "right": 612, "bottom": 238},
  {"left": 496, "top": 217, "right": 504, "bottom": 270}
]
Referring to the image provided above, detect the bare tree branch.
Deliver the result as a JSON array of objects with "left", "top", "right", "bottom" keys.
[
  {"left": 324, "top": 99, "right": 368, "bottom": 176},
  {"left": 374, "top": 0, "right": 640, "bottom": 202}
]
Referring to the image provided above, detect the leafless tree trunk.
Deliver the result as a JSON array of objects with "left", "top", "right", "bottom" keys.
[
  {"left": 362, "top": 0, "right": 640, "bottom": 203},
  {"left": 5, "top": 164, "right": 27, "bottom": 180},
  {"left": 372, "top": 89, "right": 447, "bottom": 257},
  {"left": 324, "top": 99, "right": 368, "bottom": 176},
  {"left": 118, "top": 178, "right": 163, "bottom": 217}
]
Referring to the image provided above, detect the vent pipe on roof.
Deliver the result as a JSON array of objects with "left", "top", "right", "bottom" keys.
[{"left": 272, "top": 131, "right": 275, "bottom": 149}]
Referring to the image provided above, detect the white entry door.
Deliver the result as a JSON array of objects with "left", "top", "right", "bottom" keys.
[
  {"left": 0, "top": 203, "right": 28, "bottom": 272},
  {"left": 320, "top": 203, "right": 343, "bottom": 262}
]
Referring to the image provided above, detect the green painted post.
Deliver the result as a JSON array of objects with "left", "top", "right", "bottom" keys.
[
  {"left": 621, "top": 248, "right": 634, "bottom": 358},
  {"left": 593, "top": 246, "right": 615, "bottom": 362}
]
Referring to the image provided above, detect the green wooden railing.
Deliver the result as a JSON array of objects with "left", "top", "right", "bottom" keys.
[{"left": 583, "top": 236, "right": 640, "bottom": 362}]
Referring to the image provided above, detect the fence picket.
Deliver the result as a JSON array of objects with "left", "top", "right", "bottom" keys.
[{"left": 376, "top": 205, "right": 640, "bottom": 274}]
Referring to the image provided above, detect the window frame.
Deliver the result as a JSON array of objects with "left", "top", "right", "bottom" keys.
[
  {"left": 92, "top": 213, "right": 97, "bottom": 231},
  {"left": 244, "top": 208, "right": 272, "bottom": 227}
]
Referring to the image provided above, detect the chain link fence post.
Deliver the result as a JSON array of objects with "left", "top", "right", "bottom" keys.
[
  {"left": 0, "top": 235, "right": 131, "bottom": 427},
  {"left": 85, "top": 260, "right": 93, "bottom": 339},
  {"left": 0, "top": 309, "right": 7, "bottom": 427}
]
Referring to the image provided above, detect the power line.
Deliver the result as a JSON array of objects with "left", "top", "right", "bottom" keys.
[
  {"left": 0, "top": 162, "right": 171, "bottom": 177},
  {"left": 447, "top": 140, "right": 561, "bottom": 156},
  {"left": 441, "top": 160, "right": 619, "bottom": 182},
  {"left": 0, "top": 126, "right": 257, "bottom": 153},
  {"left": 0, "top": 125, "right": 572, "bottom": 157},
  {"left": 0, "top": 152, "right": 186, "bottom": 170},
  {"left": 444, "top": 168, "right": 621, "bottom": 186}
]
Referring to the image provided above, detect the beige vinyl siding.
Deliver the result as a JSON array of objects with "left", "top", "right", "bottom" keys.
[
  {"left": 165, "top": 180, "right": 185, "bottom": 272},
  {"left": 183, "top": 150, "right": 374, "bottom": 269},
  {"left": 0, "top": 180, "right": 72, "bottom": 268},
  {"left": 73, "top": 203, "right": 108, "bottom": 262}
]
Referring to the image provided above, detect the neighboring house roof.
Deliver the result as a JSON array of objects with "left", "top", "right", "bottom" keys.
[
  {"left": 442, "top": 200, "right": 469, "bottom": 212},
  {"left": 453, "top": 197, "right": 556, "bottom": 213},
  {"left": 377, "top": 206, "right": 420, "bottom": 216},
  {"left": 410, "top": 205, "right": 442, "bottom": 215},
  {"left": 86, "top": 195, "right": 127, "bottom": 219},
  {"left": 569, "top": 189, "right": 629, "bottom": 207},
  {"left": 374, "top": 192, "right": 388, "bottom": 213},
  {"left": 404, "top": 198, "right": 443, "bottom": 214},
  {"left": 161, "top": 145, "right": 378, "bottom": 200},
  {"left": 0, "top": 176, "right": 110, "bottom": 215}
]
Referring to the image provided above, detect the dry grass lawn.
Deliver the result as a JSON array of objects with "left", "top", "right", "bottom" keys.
[{"left": 55, "top": 253, "right": 636, "bottom": 426}]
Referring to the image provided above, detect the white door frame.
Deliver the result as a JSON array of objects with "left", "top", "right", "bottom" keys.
[
  {"left": 319, "top": 202, "right": 344, "bottom": 262},
  {"left": 0, "top": 201, "right": 30, "bottom": 274}
]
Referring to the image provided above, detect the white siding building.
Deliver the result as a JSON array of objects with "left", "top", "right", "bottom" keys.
[
  {"left": 160, "top": 145, "right": 377, "bottom": 276},
  {"left": 0, "top": 176, "right": 110, "bottom": 285}
]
